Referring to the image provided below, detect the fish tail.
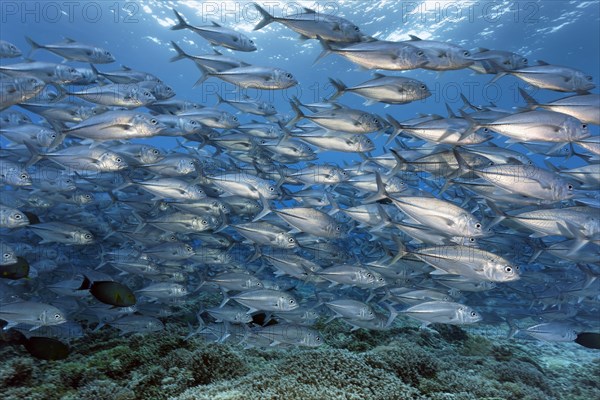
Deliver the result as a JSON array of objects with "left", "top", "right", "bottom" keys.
[
  {"left": 518, "top": 87, "right": 539, "bottom": 108},
  {"left": 253, "top": 3, "right": 275, "bottom": 31},
  {"left": 23, "top": 142, "right": 44, "bottom": 169},
  {"left": 171, "top": 9, "right": 189, "bottom": 31},
  {"left": 384, "top": 114, "right": 404, "bottom": 145},
  {"left": 252, "top": 193, "right": 272, "bottom": 222},
  {"left": 286, "top": 98, "right": 305, "bottom": 127},
  {"left": 192, "top": 64, "right": 211, "bottom": 87},
  {"left": 459, "top": 93, "right": 481, "bottom": 112},
  {"left": 25, "top": 36, "right": 43, "bottom": 59},
  {"left": 313, "top": 36, "right": 333, "bottom": 65},
  {"left": 169, "top": 41, "right": 189, "bottom": 62},
  {"left": 490, "top": 71, "right": 508, "bottom": 83},
  {"left": 215, "top": 92, "right": 225, "bottom": 106},
  {"left": 327, "top": 78, "right": 346, "bottom": 101},
  {"left": 388, "top": 149, "right": 408, "bottom": 177},
  {"left": 362, "top": 172, "right": 389, "bottom": 203},
  {"left": 77, "top": 275, "right": 92, "bottom": 291}
]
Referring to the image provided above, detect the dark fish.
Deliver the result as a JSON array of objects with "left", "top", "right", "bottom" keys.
[
  {"left": 22, "top": 336, "right": 70, "bottom": 360},
  {"left": 574, "top": 332, "right": 600, "bottom": 349},
  {"left": 78, "top": 276, "right": 136, "bottom": 307},
  {"left": 0, "top": 256, "right": 29, "bottom": 280}
]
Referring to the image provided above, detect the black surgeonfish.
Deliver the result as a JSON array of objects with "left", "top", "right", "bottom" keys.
[
  {"left": 78, "top": 276, "right": 136, "bottom": 307},
  {"left": 22, "top": 336, "right": 70, "bottom": 360},
  {"left": 575, "top": 332, "right": 600, "bottom": 349},
  {"left": 0, "top": 256, "right": 29, "bottom": 279}
]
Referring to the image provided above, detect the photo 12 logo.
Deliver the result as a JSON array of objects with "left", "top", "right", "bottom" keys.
[
  {"left": 400, "top": 1, "right": 540, "bottom": 24},
  {"left": 1, "top": 2, "right": 140, "bottom": 24}
]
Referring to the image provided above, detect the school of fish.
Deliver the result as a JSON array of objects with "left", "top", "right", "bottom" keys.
[{"left": 1, "top": 4, "right": 600, "bottom": 358}]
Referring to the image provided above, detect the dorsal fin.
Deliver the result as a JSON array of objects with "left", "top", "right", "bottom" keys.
[
  {"left": 211, "top": 21, "right": 221, "bottom": 27},
  {"left": 536, "top": 60, "right": 550, "bottom": 66},
  {"left": 303, "top": 7, "right": 316, "bottom": 14},
  {"left": 372, "top": 72, "right": 386, "bottom": 79},
  {"left": 408, "top": 34, "right": 422, "bottom": 41}
]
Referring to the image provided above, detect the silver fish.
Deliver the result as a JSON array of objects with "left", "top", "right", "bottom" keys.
[
  {"left": 26, "top": 37, "right": 115, "bottom": 63},
  {"left": 400, "top": 301, "right": 481, "bottom": 326},
  {"left": 253, "top": 3, "right": 362, "bottom": 43},
  {"left": 171, "top": 9, "right": 256, "bottom": 52},
  {"left": 0, "top": 301, "right": 67, "bottom": 330}
]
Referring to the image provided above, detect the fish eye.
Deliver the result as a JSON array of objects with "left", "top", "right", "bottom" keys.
[
  {"left": 20, "top": 173, "right": 28, "bottom": 179},
  {"left": 417, "top": 50, "right": 424, "bottom": 56},
  {"left": 469, "top": 237, "right": 475, "bottom": 242},
  {"left": 582, "top": 124, "right": 587, "bottom": 129},
  {"left": 316, "top": 336, "right": 321, "bottom": 341},
  {"left": 186, "top": 246, "right": 193, "bottom": 251},
  {"left": 335, "top": 226, "right": 341, "bottom": 231},
  {"left": 150, "top": 118, "right": 158, "bottom": 125},
  {"left": 250, "top": 40, "right": 254, "bottom": 44},
  {"left": 269, "top": 186, "right": 275, "bottom": 191},
  {"left": 366, "top": 273, "right": 373, "bottom": 278},
  {"left": 54, "top": 313, "right": 61, "bottom": 319},
  {"left": 201, "top": 219, "right": 208, "bottom": 225},
  {"left": 85, "top": 195, "right": 91, "bottom": 199},
  {"left": 505, "top": 266, "right": 512, "bottom": 273},
  {"left": 116, "top": 157, "right": 122, "bottom": 162},
  {"left": 286, "top": 73, "right": 293, "bottom": 79},
  {"left": 143, "top": 91, "right": 152, "bottom": 96},
  {"left": 288, "top": 237, "right": 295, "bottom": 242},
  {"left": 420, "top": 84, "right": 426, "bottom": 89},
  {"left": 470, "top": 311, "right": 477, "bottom": 317},
  {"left": 232, "top": 116, "right": 238, "bottom": 121},
  {"left": 153, "top": 149, "right": 159, "bottom": 154},
  {"left": 586, "top": 76, "right": 593, "bottom": 81},
  {"left": 84, "top": 234, "right": 92, "bottom": 239},
  {"left": 3, "top": 253, "right": 10, "bottom": 259},
  {"left": 69, "top": 68, "right": 76, "bottom": 73},
  {"left": 463, "top": 51, "right": 471, "bottom": 56},
  {"left": 14, "top": 214, "right": 22, "bottom": 219},
  {"left": 567, "top": 184, "right": 573, "bottom": 190},
  {"left": 475, "top": 223, "right": 481, "bottom": 229},
  {"left": 10, "top": 45, "right": 16, "bottom": 50},
  {"left": 256, "top": 282, "right": 263, "bottom": 287},
  {"left": 523, "top": 58, "right": 528, "bottom": 63},
  {"left": 289, "top": 299, "right": 296, "bottom": 304}
]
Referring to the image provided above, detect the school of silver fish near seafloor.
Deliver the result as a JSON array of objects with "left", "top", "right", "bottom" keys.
[{"left": 0, "top": 1, "right": 599, "bottom": 375}]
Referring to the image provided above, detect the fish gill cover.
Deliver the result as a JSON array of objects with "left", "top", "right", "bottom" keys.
[{"left": 0, "top": 1, "right": 599, "bottom": 399}]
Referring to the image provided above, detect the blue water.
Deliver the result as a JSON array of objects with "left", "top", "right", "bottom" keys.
[{"left": 2, "top": 0, "right": 598, "bottom": 165}]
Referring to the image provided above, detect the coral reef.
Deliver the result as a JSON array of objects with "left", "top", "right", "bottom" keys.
[{"left": 1, "top": 323, "right": 599, "bottom": 400}]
